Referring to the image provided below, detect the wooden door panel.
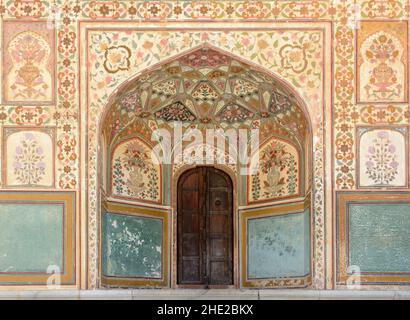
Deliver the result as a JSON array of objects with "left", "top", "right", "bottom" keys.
[
  {"left": 209, "top": 191, "right": 229, "bottom": 211},
  {"left": 210, "top": 238, "right": 228, "bottom": 257},
  {"left": 181, "top": 191, "right": 198, "bottom": 207},
  {"left": 182, "top": 233, "right": 199, "bottom": 256},
  {"left": 178, "top": 167, "right": 233, "bottom": 286},
  {"left": 209, "top": 261, "right": 229, "bottom": 284},
  {"left": 178, "top": 169, "right": 203, "bottom": 284},
  {"left": 208, "top": 171, "right": 226, "bottom": 187},
  {"left": 181, "top": 213, "right": 199, "bottom": 233},
  {"left": 181, "top": 259, "right": 200, "bottom": 282},
  {"left": 206, "top": 168, "right": 233, "bottom": 285},
  {"left": 209, "top": 214, "right": 227, "bottom": 234}
]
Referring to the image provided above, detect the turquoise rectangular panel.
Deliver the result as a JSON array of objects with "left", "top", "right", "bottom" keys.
[
  {"left": 247, "top": 209, "right": 310, "bottom": 279},
  {"left": 103, "top": 212, "right": 163, "bottom": 278},
  {"left": 349, "top": 203, "right": 410, "bottom": 273},
  {"left": 0, "top": 203, "right": 63, "bottom": 273}
]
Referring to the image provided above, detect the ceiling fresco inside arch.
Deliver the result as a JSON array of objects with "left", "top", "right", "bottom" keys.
[{"left": 102, "top": 46, "right": 309, "bottom": 150}]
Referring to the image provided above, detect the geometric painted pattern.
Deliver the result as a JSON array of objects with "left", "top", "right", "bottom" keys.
[{"left": 103, "top": 46, "right": 309, "bottom": 150}]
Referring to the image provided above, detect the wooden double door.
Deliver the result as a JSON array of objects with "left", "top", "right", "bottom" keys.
[{"left": 177, "top": 167, "right": 233, "bottom": 286}]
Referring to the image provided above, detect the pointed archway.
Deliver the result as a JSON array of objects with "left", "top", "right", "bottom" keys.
[{"left": 98, "top": 44, "right": 313, "bottom": 289}]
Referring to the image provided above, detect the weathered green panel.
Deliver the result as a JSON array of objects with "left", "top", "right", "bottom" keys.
[
  {"left": 247, "top": 209, "right": 310, "bottom": 279},
  {"left": 349, "top": 203, "right": 410, "bottom": 273},
  {"left": 102, "top": 212, "right": 163, "bottom": 278},
  {"left": 0, "top": 203, "right": 63, "bottom": 273}
]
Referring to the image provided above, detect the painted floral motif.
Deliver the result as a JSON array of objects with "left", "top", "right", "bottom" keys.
[
  {"left": 364, "top": 33, "right": 402, "bottom": 100},
  {"left": 9, "top": 106, "right": 51, "bottom": 125},
  {"left": 86, "top": 26, "right": 323, "bottom": 289},
  {"left": 365, "top": 131, "right": 399, "bottom": 185},
  {"left": 279, "top": 44, "right": 308, "bottom": 73},
  {"left": 120, "top": 90, "right": 142, "bottom": 113},
  {"left": 152, "top": 79, "right": 179, "bottom": 96},
  {"left": 191, "top": 81, "right": 220, "bottom": 101},
  {"left": 6, "top": 31, "right": 52, "bottom": 102},
  {"left": 360, "top": 105, "right": 403, "bottom": 124},
  {"left": 112, "top": 139, "right": 161, "bottom": 203},
  {"left": 249, "top": 139, "right": 299, "bottom": 203},
  {"left": 6, "top": 0, "right": 48, "bottom": 18},
  {"left": 230, "top": 78, "right": 258, "bottom": 96},
  {"left": 103, "top": 45, "right": 131, "bottom": 73},
  {"left": 270, "top": 91, "right": 293, "bottom": 114},
  {"left": 12, "top": 133, "right": 46, "bottom": 186},
  {"left": 358, "top": 23, "right": 407, "bottom": 103},
  {"left": 216, "top": 104, "right": 254, "bottom": 122},
  {"left": 359, "top": 129, "right": 407, "bottom": 187},
  {"left": 155, "top": 102, "right": 196, "bottom": 121},
  {"left": 84, "top": 1, "right": 122, "bottom": 19},
  {"left": 4, "top": 129, "right": 54, "bottom": 187},
  {"left": 179, "top": 47, "right": 230, "bottom": 67}
]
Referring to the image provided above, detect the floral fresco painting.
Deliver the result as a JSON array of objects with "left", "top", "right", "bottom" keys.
[
  {"left": 1, "top": 0, "right": 410, "bottom": 295},
  {"left": 357, "top": 21, "right": 408, "bottom": 103},
  {"left": 3, "top": 128, "right": 55, "bottom": 188},
  {"left": 2, "top": 21, "right": 55, "bottom": 105},
  {"left": 358, "top": 128, "right": 407, "bottom": 188},
  {"left": 248, "top": 137, "right": 300, "bottom": 204},
  {"left": 111, "top": 137, "right": 161, "bottom": 204}
]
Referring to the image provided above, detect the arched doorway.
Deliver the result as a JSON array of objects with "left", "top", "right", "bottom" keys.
[
  {"left": 177, "top": 167, "right": 233, "bottom": 287},
  {"left": 98, "top": 44, "right": 314, "bottom": 289}
]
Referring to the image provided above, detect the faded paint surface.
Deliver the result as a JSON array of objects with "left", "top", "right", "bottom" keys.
[
  {"left": 247, "top": 209, "right": 310, "bottom": 279},
  {"left": 349, "top": 203, "right": 410, "bottom": 273},
  {"left": 102, "top": 213, "right": 163, "bottom": 278},
  {"left": 0, "top": 203, "right": 63, "bottom": 273}
]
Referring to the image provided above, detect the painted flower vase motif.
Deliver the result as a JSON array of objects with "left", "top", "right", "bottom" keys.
[
  {"left": 111, "top": 139, "right": 161, "bottom": 203},
  {"left": 249, "top": 139, "right": 299, "bottom": 203},
  {"left": 260, "top": 142, "right": 290, "bottom": 196},
  {"left": 6, "top": 31, "right": 52, "bottom": 102},
  {"left": 359, "top": 31, "right": 406, "bottom": 102}
]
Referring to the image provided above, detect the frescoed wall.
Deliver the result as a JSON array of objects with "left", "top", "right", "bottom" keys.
[
  {"left": 240, "top": 200, "right": 311, "bottom": 288},
  {"left": 103, "top": 213, "right": 163, "bottom": 278},
  {"left": 0, "top": 192, "right": 75, "bottom": 285},
  {"left": 0, "top": 0, "right": 409, "bottom": 291},
  {"left": 101, "top": 201, "right": 169, "bottom": 287},
  {"left": 110, "top": 137, "right": 161, "bottom": 204},
  {"left": 2, "top": 20, "right": 55, "bottom": 105},
  {"left": 248, "top": 137, "right": 301, "bottom": 204},
  {"left": 0, "top": 203, "right": 63, "bottom": 273},
  {"left": 247, "top": 210, "right": 310, "bottom": 280},
  {"left": 349, "top": 203, "right": 410, "bottom": 273},
  {"left": 337, "top": 192, "right": 410, "bottom": 285}
]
